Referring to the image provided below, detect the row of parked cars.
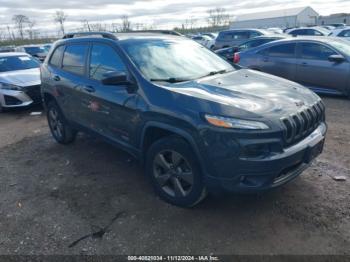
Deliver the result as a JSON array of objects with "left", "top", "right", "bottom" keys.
[
  {"left": 191, "top": 26, "right": 350, "bottom": 97},
  {"left": 0, "top": 43, "right": 53, "bottom": 112}
]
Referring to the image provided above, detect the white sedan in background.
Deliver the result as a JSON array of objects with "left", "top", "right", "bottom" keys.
[
  {"left": 192, "top": 35, "right": 216, "bottom": 49},
  {"left": 330, "top": 27, "right": 350, "bottom": 41},
  {"left": 0, "top": 52, "right": 41, "bottom": 112}
]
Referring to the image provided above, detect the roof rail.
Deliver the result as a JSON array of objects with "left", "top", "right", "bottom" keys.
[
  {"left": 127, "top": 30, "right": 183, "bottom": 36},
  {"left": 62, "top": 32, "right": 118, "bottom": 40}
]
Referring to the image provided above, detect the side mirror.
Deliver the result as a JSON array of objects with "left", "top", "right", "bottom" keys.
[
  {"left": 102, "top": 71, "right": 129, "bottom": 86},
  {"left": 328, "top": 54, "right": 345, "bottom": 63}
]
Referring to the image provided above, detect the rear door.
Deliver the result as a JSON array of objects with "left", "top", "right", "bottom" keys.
[
  {"left": 295, "top": 42, "right": 349, "bottom": 92},
  {"left": 258, "top": 43, "right": 297, "bottom": 81},
  {"left": 59, "top": 43, "right": 89, "bottom": 124}
]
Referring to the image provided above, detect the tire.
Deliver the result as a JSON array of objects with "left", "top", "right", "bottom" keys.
[
  {"left": 146, "top": 136, "right": 207, "bottom": 207},
  {"left": 47, "top": 100, "right": 77, "bottom": 144}
]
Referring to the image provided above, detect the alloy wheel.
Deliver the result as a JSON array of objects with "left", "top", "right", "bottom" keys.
[
  {"left": 153, "top": 150, "right": 194, "bottom": 198},
  {"left": 48, "top": 107, "right": 64, "bottom": 139}
]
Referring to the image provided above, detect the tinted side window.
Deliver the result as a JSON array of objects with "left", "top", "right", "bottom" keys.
[
  {"left": 221, "top": 32, "right": 233, "bottom": 40},
  {"left": 89, "top": 44, "right": 126, "bottom": 81},
  {"left": 291, "top": 29, "right": 306, "bottom": 35},
  {"left": 62, "top": 44, "right": 88, "bottom": 75},
  {"left": 301, "top": 43, "right": 337, "bottom": 60},
  {"left": 49, "top": 45, "right": 64, "bottom": 67},
  {"left": 339, "top": 30, "right": 350, "bottom": 37},
  {"left": 232, "top": 32, "right": 249, "bottom": 40},
  {"left": 193, "top": 36, "right": 202, "bottom": 40},
  {"left": 309, "top": 29, "right": 322, "bottom": 36},
  {"left": 268, "top": 43, "right": 296, "bottom": 57},
  {"left": 249, "top": 31, "right": 262, "bottom": 38}
]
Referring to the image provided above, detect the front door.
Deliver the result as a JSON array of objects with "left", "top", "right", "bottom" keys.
[
  {"left": 79, "top": 43, "right": 140, "bottom": 147},
  {"left": 295, "top": 42, "right": 349, "bottom": 93}
]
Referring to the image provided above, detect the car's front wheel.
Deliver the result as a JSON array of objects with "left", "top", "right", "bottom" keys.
[
  {"left": 47, "top": 101, "right": 77, "bottom": 144},
  {"left": 146, "top": 136, "right": 207, "bottom": 207}
]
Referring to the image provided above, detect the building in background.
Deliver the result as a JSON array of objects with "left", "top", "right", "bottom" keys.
[
  {"left": 318, "top": 13, "right": 350, "bottom": 26},
  {"left": 231, "top": 6, "right": 319, "bottom": 29}
]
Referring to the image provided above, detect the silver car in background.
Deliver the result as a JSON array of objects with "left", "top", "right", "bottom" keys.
[
  {"left": 236, "top": 37, "right": 350, "bottom": 97},
  {"left": 0, "top": 52, "right": 41, "bottom": 112}
]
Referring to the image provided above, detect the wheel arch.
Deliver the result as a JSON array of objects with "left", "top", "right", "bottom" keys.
[{"left": 140, "top": 122, "right": 205, "bottom": 172}]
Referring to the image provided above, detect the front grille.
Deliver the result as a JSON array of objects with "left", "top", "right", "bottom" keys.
[
  {"left": 281, "top": 101, "right": 325, "bottom": 147},
  {"left": 23, "top": 85, "right": 42, "bottom": 104},
  {"left": 4, "top": 95, "right": 22, "bottom": 105}
]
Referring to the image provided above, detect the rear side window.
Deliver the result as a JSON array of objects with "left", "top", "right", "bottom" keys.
[
  {"left": 232, "top": 31, "right": 249, "bottom": 40},
  {"left": 267, "top": 43, "right": 296, "bottom": 58},
  {"left": 219, "top": 32, "right": 233, "bottom": 40},
  {"left": 89, "top": 44, "right": 126, "bottom": 81},
  {"left": 309, "top": 29, "right": 322, "bottom": 36},
  {"left": 249, "top": 31, "right": 262, "bottom": 38},
  {"left": 301, "top": 43, "right": 337, "bottom": 60},
  {"left": 62, "top": 44, "right": 88, "bottom": 75},
  {"left": 49, "top": 45, "right": 64, "bottom": 67}
]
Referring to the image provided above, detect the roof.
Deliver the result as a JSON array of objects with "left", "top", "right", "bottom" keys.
[
  {"left": 261, "top": 36, "right": 347, "bottom": 45},
  {"left": 235, "top": 6, "right": 314, "bottom": 22}
]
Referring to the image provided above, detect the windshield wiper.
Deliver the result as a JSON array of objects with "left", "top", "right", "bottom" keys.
[
  {"left": 150, "top": 77, "right": 191, "bottom": 83},
  {"left": 199, "top": 69, "right": 232, "bottom": 79}
]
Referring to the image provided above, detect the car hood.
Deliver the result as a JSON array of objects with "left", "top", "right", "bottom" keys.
[
  {"left": 161, "top": 69, "right": 320, "bottom": 117},
  {"left": 0, "top": 68, "right": 41, "bottom": 87}
]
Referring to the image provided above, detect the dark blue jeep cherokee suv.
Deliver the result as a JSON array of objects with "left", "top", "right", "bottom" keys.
[{"left": 41, "top": 32, "right": 327, "bottom": 207}]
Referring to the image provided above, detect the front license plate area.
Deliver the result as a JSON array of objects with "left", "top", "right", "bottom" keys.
[{"left": 304, "top": 139, "right": 325, "bottom": 164}]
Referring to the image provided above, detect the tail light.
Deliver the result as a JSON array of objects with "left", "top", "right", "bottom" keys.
[{"left": 233, "top": 53, "right": 240, "bottom": 64}]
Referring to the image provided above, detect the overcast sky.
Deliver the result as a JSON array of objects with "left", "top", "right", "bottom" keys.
[{"left": 0, "top": 0, "right": 348, "bottom": 35}]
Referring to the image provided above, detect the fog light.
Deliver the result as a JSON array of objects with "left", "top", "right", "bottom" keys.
[{"left": 240, "top": 144, "right": 270, "bottom": 159}]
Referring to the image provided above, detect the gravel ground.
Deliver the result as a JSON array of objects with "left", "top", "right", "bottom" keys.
[{"left": 0, "top": 97, "right": 349, "bottom": 255}]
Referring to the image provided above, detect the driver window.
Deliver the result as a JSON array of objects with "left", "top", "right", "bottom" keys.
[{"left": 89, "top": 44, "right": 126, "bottom": 81}]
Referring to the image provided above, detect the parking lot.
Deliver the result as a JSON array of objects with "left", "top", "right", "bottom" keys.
[{"left": 0, "top": 96, "right": 349, "bottom": 255}]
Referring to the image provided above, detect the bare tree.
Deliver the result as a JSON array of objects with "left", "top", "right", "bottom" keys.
[
  {"left": 26, "top": 19, "right": 36, "bottom": 39},
  {"left": 121, "top": 15, "right": 131, "bottom": 32},
  {"left": 81, "top": 19, "right": 91, "bottom": 32},
  {"left": 12, "top": 14, "right": 29, "bottom": 39},
  {"left": 54, "top": 10, "right": 67, "bottom": 36},
  {"left": 207, "top": 8, "right": 231, "bottom": 27},
  {"left": 186, "top": 16, "right": 197, "bottom": 30}
]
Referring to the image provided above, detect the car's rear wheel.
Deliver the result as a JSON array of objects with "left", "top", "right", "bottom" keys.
[
  {"left": 146, "top": 136, "right": 207, "bottom": 207},
  {"left": 47, "top": 101, "right": 77, "bottom": 144}
]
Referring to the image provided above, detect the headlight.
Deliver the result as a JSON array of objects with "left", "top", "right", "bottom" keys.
[
  {"left": 0, "top": 82, "right": 21, "bottom": 90},
  {"left": 204, "top": 114, "right": 269, "bottom": 130}
]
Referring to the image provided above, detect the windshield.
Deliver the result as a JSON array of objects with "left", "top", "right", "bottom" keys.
[
  {"left": 331, "top": 40, "right": 350, "bottom": 56},
  {"left": 24, "top": 46, "right": 47, "bottom": 55},
  {"left": 120, "top": 39, "right": 233, "bottom": 81},
  {"left": 0, "top": 55, "right": 40, "bottom": 72}
]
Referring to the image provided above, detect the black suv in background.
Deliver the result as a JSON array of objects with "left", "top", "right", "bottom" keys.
[{"left": 41, "top": 32, "right": 327, "bottom": 207}]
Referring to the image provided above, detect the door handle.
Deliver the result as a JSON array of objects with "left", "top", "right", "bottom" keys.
[
  {"left": 301, "top": 62, "right": 308, "bottom": 67},
  {"left": 83, "top": 85, "right": 95, "bottom": 93},
  {"left": 53, "top": 75, "right": 61, "bottom": 81},
  {"left": 263, "top": 58, "right": 269, "bottom": 62}
]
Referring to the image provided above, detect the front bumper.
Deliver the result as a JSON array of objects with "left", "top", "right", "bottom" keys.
[
  {"left": 204, "top": 122, "right": 327, "bottom": 193},
  {"left": 0, "top": 85, "right": 41, "bottom": 108}
]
